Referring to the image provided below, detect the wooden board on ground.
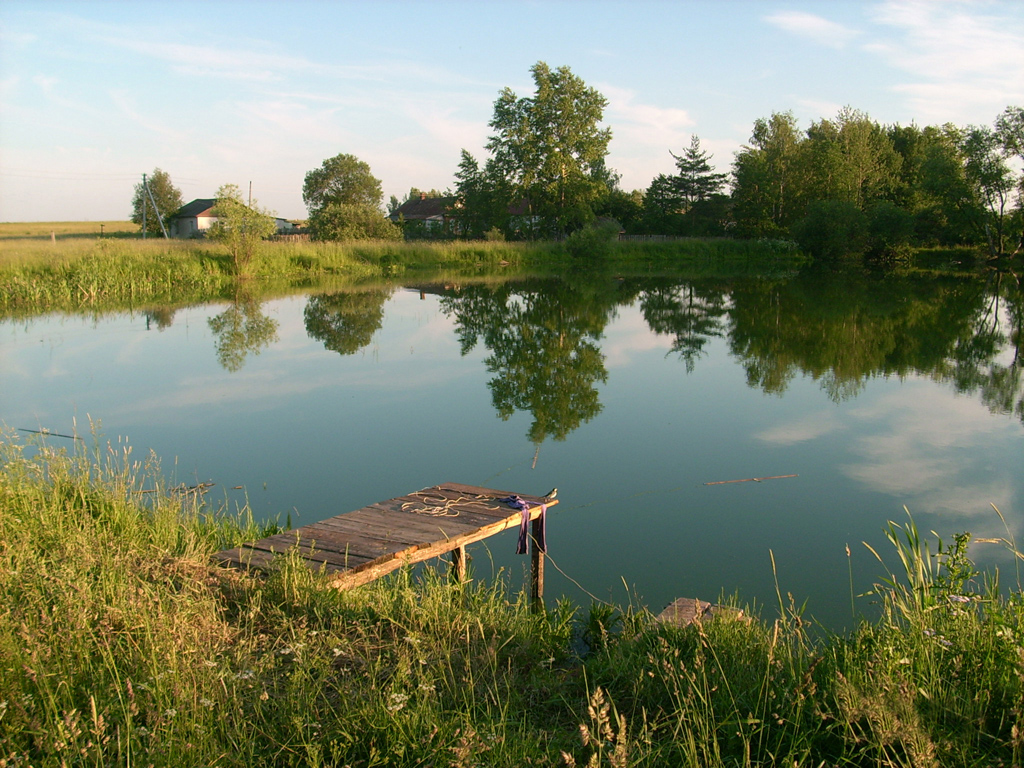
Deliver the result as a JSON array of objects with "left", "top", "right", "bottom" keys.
[
  {"left": 657, "top": 597, "right": 746, "bottom": 627},
  {"left": 212, "top": 482, "right": 556, "bottom": 591}
]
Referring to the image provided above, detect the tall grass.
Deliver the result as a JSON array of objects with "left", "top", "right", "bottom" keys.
[
  {"left": 0, "top": 237, "right": 539, "bottom": 316},
  {"left": 2, "top": 440, "right": 1022, "bottom": 763},
  {"left": 0, "top": 226, "right": 811, "bottom": 318}
]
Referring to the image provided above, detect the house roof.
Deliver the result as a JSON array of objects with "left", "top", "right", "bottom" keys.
[
  {"left": 390, "top": 196, "right": 454, "bottom": 222},
  {"left": 174, "top": 199, "right": 217, "bottom": 218}
]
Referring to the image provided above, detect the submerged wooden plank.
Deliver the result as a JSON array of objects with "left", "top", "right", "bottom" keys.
[{"left": 657, "top": 598, "right": 746, "bottom": 627}]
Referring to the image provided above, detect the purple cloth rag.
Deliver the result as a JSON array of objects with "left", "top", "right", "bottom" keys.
[{"left": 501, "top": 495, "right": 547, "bottom": 555}]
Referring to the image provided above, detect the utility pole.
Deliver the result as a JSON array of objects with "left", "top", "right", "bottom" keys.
[
  {"left": 142, "top": 173, "right": 147, "bottom": 239},
  {"left": 142, "top": 173, "right": 170, "bottom": 239}
]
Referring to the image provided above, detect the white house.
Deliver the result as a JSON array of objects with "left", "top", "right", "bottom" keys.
[
  {"left": 170, "top": 198, "right": 296, "bottom": 238},
  {"left": 169, "top": 199, "right": 217, "bottom": 238}
]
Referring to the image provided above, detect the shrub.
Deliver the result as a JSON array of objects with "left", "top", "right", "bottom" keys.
[
  {"left": 565, "top": 220, "right": 620, "bottom": 259},
  {"left": 309, "top": 202, "right": 402, "bottom": 241},
  {"left": 792, "top": 199, "right": 869, "bottom": 259},
  {"left": 868, "top": 200, "right": 915, "bottom": 260}
]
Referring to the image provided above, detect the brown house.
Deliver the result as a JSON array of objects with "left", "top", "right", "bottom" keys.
[{"left": 388, "top": 194, "right": 455, "bottom": 232}]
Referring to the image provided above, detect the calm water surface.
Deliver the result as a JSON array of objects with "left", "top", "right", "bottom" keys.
[{"left": 3, "top": 268, "right": 1022, "bottom": 629}]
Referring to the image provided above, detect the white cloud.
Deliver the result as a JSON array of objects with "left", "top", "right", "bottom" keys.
[
  {"left": 32, "top": 74, "right": 58, "bottom": 93},
  {"left": 764, "top": 10, "right": 860, "bottom": 49},
  {"left": 602, "top": 84, "right": 695, "bottom": 190},
  {"left": 109, "top": 89, "right": 187, "bottom": 142},
  {"left": 604, "top": 84, "right": 694, "bottom": 144},
  {"left": 0, "top": 25, "right": 37, "bottom": 49},
  {"left": 103, "top": 37, "right": 318, "bottom": 83},
  {"left": 755, "top": 410, "right": 843, "bottom": 445},
  {"left": 840, "top": 384, "right": 1021, "bottom": 531},
  {"left": 866, "top": 0, "right": 1024, "bottom": 124}
]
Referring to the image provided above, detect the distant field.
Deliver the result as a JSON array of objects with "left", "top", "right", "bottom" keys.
[{"left": 0, "top": 221, "right": 140, "bottom": 239}]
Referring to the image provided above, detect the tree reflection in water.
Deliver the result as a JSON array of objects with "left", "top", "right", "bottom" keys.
[
  {"left": 436, "top": 266, "right": 1024, "bottom": 437},
  {"left": 195, "top": 265, "right": 1024, "bottom": 427},
  {"left": 439, "top": 280, "right": 619, "bottom": 446},
  {"left": 638, "top": 281, "right": 728, "bottom": 372},
  {"left": 207, "top": 287, "right": 279, "bottom": 372},
  {"left": 727, "top": 266, "right": 1024, "bottom": 419},
  {"left": 304, "top": 289, "right": 392, "bottom": 356}
]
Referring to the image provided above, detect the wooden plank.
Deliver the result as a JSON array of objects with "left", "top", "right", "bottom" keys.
[
  {"left": 311, "top": 514, "right": 478, "bottom": 546},
  {"left": 244, "top": 539, "right": 378, "bottom": 570},
  {"left": 376, "top": 485, "right": 548, "bottom": 517},
  {"left": 325, "top": 501, "right": 532, "bottom": 540},
  {"left": 294, "top": 529, "right": 413, "bottom": 560},
  {"left": 212, "top": 546, "right": 279, "bottom": 571},
  {"left": 347, "top": 505, "right": 491, "bottom": 534},
  {"left": 213, "top": 543, "right": 378, "bottom": 573},
  {"left": 284, "top": 522, "right": 406, "bottom": 554},
  {"left": 657, "top": 598, "right": 746, "bottom": 627},
  {"left": 362, "top": 500, "right": 501, "bottom": 524}
]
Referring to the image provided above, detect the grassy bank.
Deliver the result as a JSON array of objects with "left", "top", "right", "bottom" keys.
[
  {"left": 0, "top": 223, "right": 811, "bottom": 317},
  {"left": 1, "top": 429, "right": 1022, "bottom": 766}
]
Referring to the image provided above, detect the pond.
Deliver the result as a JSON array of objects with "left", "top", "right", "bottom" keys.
[{"left": 3, "top": 264, "right": 1022, "bottom": 630}]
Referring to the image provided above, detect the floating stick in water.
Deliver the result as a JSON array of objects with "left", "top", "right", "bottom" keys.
[
  {"left": 704, "top": 474, "right": 798, "bottom": 486},
  {"left": 18, "top": 428, "right": 82, "bottom": 441}
]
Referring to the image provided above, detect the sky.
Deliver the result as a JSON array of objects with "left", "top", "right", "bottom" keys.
[{"left": 1, "top": 0, "right": 1022, "bottom": 223}]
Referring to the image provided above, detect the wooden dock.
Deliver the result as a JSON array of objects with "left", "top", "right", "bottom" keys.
[{"left": 213, "top": 482, "right": 556, "bottom": 600}]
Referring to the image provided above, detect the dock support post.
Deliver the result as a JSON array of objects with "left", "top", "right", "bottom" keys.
[
  {"left": 451, "top": 545, "right": 467, "bottom": 582},
  {"left": 530, "top": 517, "right": 545, "bottom": 611}
]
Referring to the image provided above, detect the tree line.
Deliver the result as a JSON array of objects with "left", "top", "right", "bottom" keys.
[{"left": 132, "top": 61, "right": 1024, "bottom": 260}]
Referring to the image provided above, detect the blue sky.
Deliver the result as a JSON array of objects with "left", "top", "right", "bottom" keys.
[{"left": 1, "top": 0, "right": 1022, "bottom": 222}]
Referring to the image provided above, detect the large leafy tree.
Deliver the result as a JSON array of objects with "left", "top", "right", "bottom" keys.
[
  {"left": 309, "top": 204, "right": 401, "bottom": 241},
  {"left": 731, "top": 112, "right": 804, "bottom": 238},
  {"left": 909, "top": 125, "right": 983, "bottom": 246},
  {"left": 207, "top": 184, "right": 277, "bottom": 275},
  {"left": 303, "top": 154, "right": 398, "bottom": 240},
  {"left": 959, "top": 124, "right": 1018, "bottom": 256},
  {"left": 303, "top": 154, "right": 383, "bottom": 213},
  {"left": 130, "top": 168, "right": 182, "bottom": 237},
  {"left": 486, "top": 62, "right": 612, "bottom": 237},
  {"left": 801, "top": 107, "right": 902, "bottom": 210},
  {"left": 995, "top": 106, "right": 1024, "bottom": 256}
]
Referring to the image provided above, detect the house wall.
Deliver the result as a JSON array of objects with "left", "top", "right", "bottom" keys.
[{"left": 170, "top": 214, "right": 216, "bottom": 238}]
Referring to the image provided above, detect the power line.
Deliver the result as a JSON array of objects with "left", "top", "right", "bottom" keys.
[
  {"left": 0, "top": 169, "right": 140, "bottom": 181},
  {"left": 0, "top": 167, "right": 202, "bottom": 183}
]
